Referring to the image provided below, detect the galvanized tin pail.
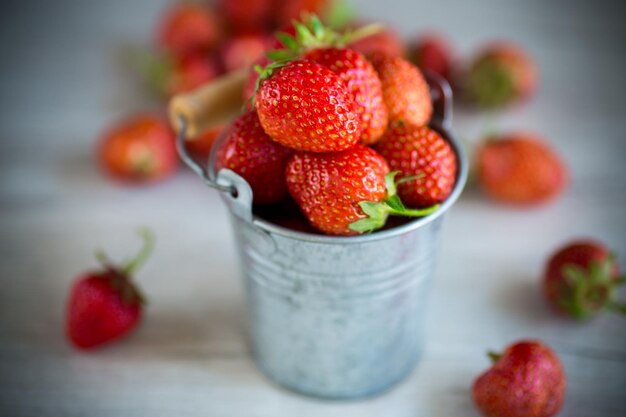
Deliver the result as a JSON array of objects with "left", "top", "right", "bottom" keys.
[{"left": 175, "top": 74, "right": 467, "bottom": 399}]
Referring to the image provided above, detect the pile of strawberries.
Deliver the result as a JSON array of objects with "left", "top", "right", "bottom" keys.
[{"left": 214, "top": 16, "right": 457, "bottom": 235}]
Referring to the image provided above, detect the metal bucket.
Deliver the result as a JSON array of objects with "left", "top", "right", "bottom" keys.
[{"left": 176, "top": 74, "right": 468, "bottom": 399}]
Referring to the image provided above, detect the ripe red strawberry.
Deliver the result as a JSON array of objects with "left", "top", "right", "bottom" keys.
[
  {"left": 305, "top": 47, "right": 388, "bottom": 145},
  {"left": 477, "top": 133, "right": 567, "bottom": 205},
  {"left": 348, "top": 25, "right": 406, "bottom": 57},
  {"left": 464, "top": 42, "right": 537, "bottom": 107},
  {"left": 218, "top": 0, "right": 273, "bottom": 33},
  {"left": 215, "top": 111, "right": 292, "bottom": 204},
  {"left": 473, "top": 340, "right": 566, "bottom": 417},
  {"left": 255, "top": 59, "right": 361, "bottom": 152},
  {"left": 219, "top": 33, "right": 269, "bottom": 73},
  {"left": 369, "top": 53, "right": 433, "bottom": 128},
  {"left": 411, "top": 33, "right": 453, "bottom": 81},
  {"left": 67, "top": 229, "right": 153, "bottom": 350},
  {"left": 166, "top": 52, "right": 218, "bottom": 96},
  {"left": 98, "top": 114, "right": 178, "bottom": 183},
  {"left": 286, "top": 145, "right": 389, "bottom": 235},
  {"left": 543, "top": 240, "right": 625, "bottom": 320},
  {"left": 375, "top": 124, "right": 457, "bottom": 207},
  {"left": 285, "top": 145, "right": 440, "bottom": 235},
  {"left": 157, "top": 3, "right": 221, "bottom": 57}
]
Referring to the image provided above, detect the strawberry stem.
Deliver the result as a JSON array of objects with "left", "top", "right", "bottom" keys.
[
  {"left": 349, "top": 171, "right": 440, "bottom": 233},
  {"left": 488, "top": 351, "right": 502, "bottom": 363},
  {"left": 124, "top": 228, "right": 155, "bottom": 275}
]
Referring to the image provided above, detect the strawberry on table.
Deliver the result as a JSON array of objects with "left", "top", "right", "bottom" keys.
[
  {"left": 98, "top": 114, "right": 178, "bottom": 183},
  {"left": 215, "top": 111, "right": 292, "bottom": 204},
  {"left": 543, "top": 240, "right": 626, "bottom": 320},
  {"left": 477, "top": 133, "right": 567, "bottom": 205},
  {"left": 305, "top": 47, "right": 389, "bottom": 145},
  {"left": 464, "top": 42, "right": 537, "bottom": 108},
  {"left": 369, "top": 53, "right": 432, "bottom": 128},
  {"left": 157, "top": 2, "right": 221, "bottom": 57},
  {"left": 473, "top": 340, "right": 566, "bottom": 417},
  {"left": 67, "top": 229, "right": 154, "bottom": 350},
  {"left": 255, "top": 59, "right": 361, "bottom": 152},
  {"left": 375, "top": 124, "right": 457, "bottom": 207}
]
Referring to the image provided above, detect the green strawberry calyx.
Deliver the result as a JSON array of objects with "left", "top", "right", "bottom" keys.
[
  {"left": 349, "top": 171, "right": 440, "bottom": 233},
  {"left": 466, "top": 57, "right": 516, "bottom": 108},
  {"left": 94, "top": 228, "right": 155, "bottom": 306},
  {"left": 559, "top": 256, "right": 626, "bottom": 320}
]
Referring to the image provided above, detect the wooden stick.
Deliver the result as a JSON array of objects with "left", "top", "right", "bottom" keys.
[{"left": 168, "top": 68, "right": 247, "bottom": 138}]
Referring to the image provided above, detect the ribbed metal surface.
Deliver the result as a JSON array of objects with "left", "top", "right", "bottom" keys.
[{"left": 230, "top": 214, "right": 444, "bottom": 398}]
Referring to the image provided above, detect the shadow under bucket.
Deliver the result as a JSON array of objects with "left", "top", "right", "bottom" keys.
[{"left": 177, "top": 74, "right": 468, "bottom": 399}]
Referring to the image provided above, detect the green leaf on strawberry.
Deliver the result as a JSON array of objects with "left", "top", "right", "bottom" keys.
[{"left": 349, "top": 171, "right": 440, "bottom": 233}]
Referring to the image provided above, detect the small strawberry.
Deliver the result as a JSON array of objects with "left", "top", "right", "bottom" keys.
[
  {"left": 157, "top": 3, "right": 221, "bottom": 57},
  {"left": 67, "top": 229, "right": 154, "bottom": 350},
  {"left": 218, "top": 0, "right": 273, "bottom": 33},
  {"left": 369, "top": 53, "right": 433, "bottom": 128},
  {"left": 375, "top": 124, "right": 457, "bottom": 207},
  {"left": 473, "top": 340, "right": 566, "bottom": 417},
  {"left": 305, "top": 47, "right": 388, "bottom": 145},
  {"left": 543, "top": 240, "right": 625, "bottom": 320},
  {"left": 286, "top": 145, "right": 439, "bottom": 235},
  {"left": 255, "top": 59, "right": 361, "bottom": 152},
  {"left": 411, "top": 33, "right": 453, "bottom": 81},
  {"left": 219, "top": 33, "right": 269, "bottom": 73},
  {"left": 477, "top": 133, "right": 567, "bottom": 205},
  {"left": 98, "top": 114, "right": 178, "bottom": 183},
  {"left": 348, "top": 24, "right": 406, "bottom": 57},
  {"left": 215, "top": 111, "right": 292, "bottom": 204},
  {"left": 464, "top": 42, "right": 537, "bottom": 107}
]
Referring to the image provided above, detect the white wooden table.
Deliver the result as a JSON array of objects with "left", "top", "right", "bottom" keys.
[{"left": 1, "top": 1, "right": 625, "bottom": 416}]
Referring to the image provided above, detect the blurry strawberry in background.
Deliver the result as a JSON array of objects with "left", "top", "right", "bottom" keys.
[
  {"left": 186, "top": 125, "right": 225, "bottom": 164},
  {"left": 166, "top": 52, "right": 219, "bottom": 96},
  {"left": 463, "top": 42, "right": 537, "bottom": 108},
  {"left": 476, "top": 132, "right": 567, "bottom": 205},
  {"left": 348, "top": 23, "right": 406, "bottom": 57},
  {"left": 157, "top": 2, "right": 222, "bottom": 57},
  {"left": 276, "top": 0, "right": 330, "bottom": 25},
  {"left": 219, "top": 33, "right": 269, "bottom": 73},
  {"left": 218, "top": 0, "right": 274, "bottom": 33},
  {"left": 543, "top": 240, "right": 625, "bottom": 320},
  {"left": 411, "top": 32, "right": 453, "bottom": 82},
  {"left": 98, "top": 114, "right": 178, "bottom": 183}
]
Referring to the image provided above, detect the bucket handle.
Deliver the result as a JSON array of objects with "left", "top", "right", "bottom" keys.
[
  {"left": 175, "top": 116, "right": 254, "bottom": 223},
  {"left": 424, "top": 71, "right": 453, "bottom": 131}
]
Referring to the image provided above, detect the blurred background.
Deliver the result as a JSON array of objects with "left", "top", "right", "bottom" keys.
[{"left": 0, "top": 0, "right": 625, "bottom": 416}]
